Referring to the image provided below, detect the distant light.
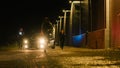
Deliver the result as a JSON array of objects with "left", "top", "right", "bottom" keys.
[
  {"left": 19, "top": 32, "right": 23, "bottom": 35},
  {"left": 69, "top": 1, "right": 72, "bottom": 3}
]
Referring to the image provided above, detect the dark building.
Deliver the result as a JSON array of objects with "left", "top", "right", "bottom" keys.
[
  {"left": 69, "top": 0, "right": 105, "bottom": 49},
  {"left": 65, "top": 0, "right": 120, "bottom": 49}
]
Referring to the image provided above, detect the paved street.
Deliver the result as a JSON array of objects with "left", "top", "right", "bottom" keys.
[{"left": 0, "top": 46, "right": 120, "bottom": 68}]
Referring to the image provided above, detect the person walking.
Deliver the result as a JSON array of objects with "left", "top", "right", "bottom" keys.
[{"left": 59, "top": 29, "right": 65, "bottom": 50}]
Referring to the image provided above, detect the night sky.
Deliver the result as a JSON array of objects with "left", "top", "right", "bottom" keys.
[{"left": 0, "top": 0, "right": 70, "bottom": 44}]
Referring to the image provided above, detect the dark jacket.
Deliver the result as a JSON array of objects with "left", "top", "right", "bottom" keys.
[{"left": 59, "top": 32, "right": 65, "bottom": 42}]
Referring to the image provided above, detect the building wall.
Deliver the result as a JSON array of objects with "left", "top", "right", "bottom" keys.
[
  {"left": 110, "top": 0, "right": 120, "bottom": 48},
  {"left": 87, "top": 0, "right": 105, "bottom": 49},
  {"left": 87, "top": 29, "right": 105, "bottom": 49},
  {"left": 71, "top": 0, "right": 105, "bottom": 49},
  {"left": 73, "top": 29, "right": 105, "bottom": 49}
]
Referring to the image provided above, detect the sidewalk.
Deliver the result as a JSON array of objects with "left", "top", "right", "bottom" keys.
[
  {"left": 50, "top": 45, "right": 116, "bottom": 51},
  {"left": 48, "top": 45, "right": 120, "bottom": 55},
  {"left": 47, "top": 45, "right": 120, "bottom": 68}
]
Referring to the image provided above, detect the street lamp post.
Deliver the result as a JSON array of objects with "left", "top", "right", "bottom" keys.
[
  {"left": 105, "top": 0, "right": 110, "bottom": 49},
  {"left": 58, "top": 16, "right": 64, "bottom": 31},
  {"left": 56, "top": 20, "right": 60, "bottom": 34},
  {"left": 62, "top": 10, "right": 71, "bottom": 34},
  {"left": 55, "top": 20, "right": 60, "bottom": 44},
  {"left": 69, "top": 0, "right": 80, "bottom": 45}
]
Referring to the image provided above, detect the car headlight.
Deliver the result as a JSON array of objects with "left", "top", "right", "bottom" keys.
[
  {"left": 39, "top": 38, "right": 45, "bottom": 44},
  {"left": 38, "top": 37, "right": 47, "bottom": 49},
  {"left": 24, "top": 39, "right": 28, "bottom": 44},
  {"left": 23, "top": 39, "right": 29, "bottom": 49},
  {"left": 40, "top": 44, "right": 44, "bottom": 48},
  {"left": 24, "top": 45, "right": 28, "bottom": 48}
]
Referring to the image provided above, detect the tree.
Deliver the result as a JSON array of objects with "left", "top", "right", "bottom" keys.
[{"left": 41, "top": 17, "right": 54, "bottom": 39}]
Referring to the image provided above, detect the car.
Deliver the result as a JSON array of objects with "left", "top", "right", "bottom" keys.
[{"left": 22, "top": 33, "right": 55, "bottom": 52}]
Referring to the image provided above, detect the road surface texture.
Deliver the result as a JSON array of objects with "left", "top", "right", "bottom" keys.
[{"left": 0, "top": 46, "right": 120, "bottom": 68}]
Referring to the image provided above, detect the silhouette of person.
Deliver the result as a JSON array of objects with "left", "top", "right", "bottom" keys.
[{"left": 59, "top": 29, "right": 65, "bottom": 50}]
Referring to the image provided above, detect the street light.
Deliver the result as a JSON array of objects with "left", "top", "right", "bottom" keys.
[
  {"left": 56, "top": 20, "right": 60, "bottom": 34},
  {"left": 69, "top": 0, "right": 85, "bottom": 34},
  {"left": 55, "top": 20, "right": 60, "bottom": 44},
  {"left": 69, "top": 0, "right": 86, "bottom": 4},
  {"left": 58, "top": 16, "right": 64, "bottom": 31},
  {"left": 56, "top": 20, "right": 60, "bottom": 31},
  {"left": 69, "top": 0, "right": 80, "bottom": 45},
  {"left": 62, "top": 10, "right": 70, "bottom": 33},
  {"left": 19, "top": 28, "right": 24, "bottom": 36}
]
